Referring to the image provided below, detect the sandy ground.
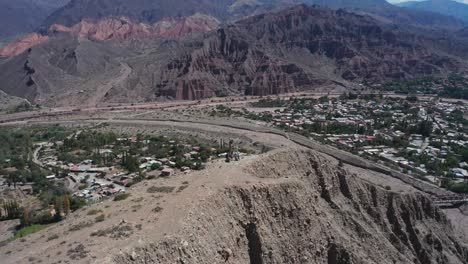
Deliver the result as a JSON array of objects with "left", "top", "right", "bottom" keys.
[{"left": 0, "top": 220, "right": 19, "bottom": 242}]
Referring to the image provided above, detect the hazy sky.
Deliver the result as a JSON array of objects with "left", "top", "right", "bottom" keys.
[{"left": 388, "top": 0, "right": 468, "bottom": 3}]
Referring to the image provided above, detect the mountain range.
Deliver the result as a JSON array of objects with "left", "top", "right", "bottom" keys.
[
  {"left": 398, "top": 0, "right": 468, "bottom": 23},
  {"left": 0, "top": 0, "right": 69, "bottom": 46},
  {"left": 0, "top": 0, "right": 468, "bottom": 106}
]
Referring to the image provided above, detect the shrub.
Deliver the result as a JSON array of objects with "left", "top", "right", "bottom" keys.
[
  {"left": 152, "top": 206, "right": 163, "bottom": 213},
  {"left": 113, "top": 193, "right": 130, "bottom": 201},
  {"left": 385, "top": 186, "right": 392, "bottom": 191},
  {"left": 90, "top": 225, "right": 133, "bottom": 239},
  {"left": 47, "top": 234, "right": 59, "bottom": 241},
  {"left": 95, "top": 214, "right": 105, "bottom": 223},
  {"left": 147, "top": 186, "right": 175, "bottom": 193},
  {"left": 87, "top": 209, "right": 102, "bottom": 216},
  {"left": 177, "top": 185, "right": 188, "bottom": 192},
  {"left": 69, "top": 221, "right": 93, "bottom": 232}
]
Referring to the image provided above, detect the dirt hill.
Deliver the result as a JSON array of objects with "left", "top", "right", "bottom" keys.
[{"left": 1, "top": 147, "right": 467, "bottom": 264}]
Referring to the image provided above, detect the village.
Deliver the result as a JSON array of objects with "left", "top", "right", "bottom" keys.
[
  {"left": 33, "top": 132, "right": 244, "bottom": 203},
  {"left": 0, "top": 124, "right": 250, "bottom": 245},
  {"left": 242, "top": 95, "right": 468, "bottom": 192}
]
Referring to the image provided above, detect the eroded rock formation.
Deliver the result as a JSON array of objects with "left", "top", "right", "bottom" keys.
[{"left": 115, "top": 149, "right": 468, "bottom": 264}]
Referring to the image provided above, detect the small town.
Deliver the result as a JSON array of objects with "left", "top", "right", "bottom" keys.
[
  {"left": 0, "top": 126, "right": 246, "bottom": 245},
  {"left": 238, "top": 94, "right": 468, "bottom": 193},
  {"left": 33, "top": 131, "right": 244, "bottom": 203}
]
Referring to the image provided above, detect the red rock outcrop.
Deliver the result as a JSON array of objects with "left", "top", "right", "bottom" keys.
[
  {"left": 154, "top": 14, "right": 221, "bottom": 38},
  {"left": 49, "top": 17, "right": 153, "bottom": 41},
  {"left": 49, "top": 14, "right": 220, "bottom": 41},
  {"left": 150, "top": 5, "right": 468, "bottom": 100},
  {"left": 0, "top": 33, "right": 49, "bottom": 57},
  {"left": 0, "top": 14, "right": 220, "bottom": 57}
]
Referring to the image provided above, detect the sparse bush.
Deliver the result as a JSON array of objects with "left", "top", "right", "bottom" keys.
[
  {"left": 131, "top": 204, "right": 142, "bottom": 212},
  {"left": 95, "top": 214, "right": 105, "bottom": 222},
  {"left": 90, "top": 225, "right": 133, "bottom": 239},
  {"left": 131, "top": 197, "right": 144, "bottom": 203},
  {"left": 67, "top": 243, "right": 88, "bottom": 260},
  {"left": 113, "top": 193, "right": 130, "bottom": 201},
  {"left": 47, "top": 234, "right": 59, "bottom": 241},
  {"left": 87, "top": 209, "right": 102, "bottom": 216},
  {"left": 69, "top": 221, "right": 93, "bottom": 232},
  {"left": 177, "top": 185, "right": 188, "bottom": 192},
  {"left": 152, "top": 206, "right": 163, "bottom": 213},
  {"left": 147, "top": 186, "right": 175, "bottom": 193}
]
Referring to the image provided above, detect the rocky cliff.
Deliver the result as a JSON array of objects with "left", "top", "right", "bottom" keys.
[
  {"left": 114, "top": 149, "right": 468, "bottom": 264},
  {"left": 130, "top": 5, "right": 467, "bottom": 100}
]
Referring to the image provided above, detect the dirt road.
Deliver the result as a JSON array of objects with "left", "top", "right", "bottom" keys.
[
  {"left": 6, "top": 115, "right": 451, "bottom": 197},
  {"left": 87, "top": 62, "right": 133, "bottom": 107}
]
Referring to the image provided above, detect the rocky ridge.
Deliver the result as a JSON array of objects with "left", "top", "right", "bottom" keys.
[
  {"left": 1, "top": 5, "right": 468, "bottom": 105},
  {"left": 0, "top": 14, "right": 220, "bottom": 57},
  {"left": 0, "top": 33, "right": 49, "bottom": 57},
  {"left": 114, "top": 148, "right": 468, "bottom": 264},
  {"left": 132, "top": 5, "right": 467, "bottom": 100}
]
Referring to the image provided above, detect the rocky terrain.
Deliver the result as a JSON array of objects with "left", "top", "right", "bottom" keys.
[
  {"left": 41, "top": 0, "right": 465, "bottom": 30},
  {"left": 0, "top": 90, "right": 29, "bottom": 112},
  {"left": 1, "top": 142, "right": 467, "bottom": 263},
  {"left": 0, "top": 1, "right": 467, "bottom": 106},
  {"left": 0, "top": 99, "right": 467, "bottom": 263},
  {"left": 0, "top": 0, "right": 69, "bottom": 45},
  {"left": 49, "top": 14, "right": 220, "bottom": 41},
  {"left": 398, "top": 0, "right": 468, "bottom": 23},
  {"left": 0, "top": 33, "right": 50, "bottom": 57},
  {"left": 1, "top": 5, "right": 467, "bottom": 105}
]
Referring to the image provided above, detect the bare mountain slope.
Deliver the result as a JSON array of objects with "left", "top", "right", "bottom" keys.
[
  {"left": 0, "top": 0, "right": 69, "bottom": 45},
  {"left": 1, "top": 5, "right": 468, "bottom": 105},
  {"left": 42, "top": 0, "right": 464, "bottom": 30},
  {"left": 399, "top": 0, "right": 468, "bottom": 23},
  {"left": 1, "top": 147, "right": 467, "bottom": 263}
]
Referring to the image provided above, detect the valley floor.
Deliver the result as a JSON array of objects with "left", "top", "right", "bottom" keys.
[{"left": 0, "top": 99, "right": 467, "bottom": 263}]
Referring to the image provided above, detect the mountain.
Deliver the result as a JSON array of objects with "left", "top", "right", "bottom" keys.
[
  {"left": 40, "top": 0, "right": 298, "bottom": 29},
  {"left": 301, "top": 0, "right": 464, "bottom": 30},
  {"left": 0, "top": 5, "right": 467, "bottom": 106},
  {"left": 458, "top": 27, "right": 468, "bottom": 38},
  {"left": 41, "top": 0, "right": 464, "bottom": 30},
  {"left": 0, "top": 0, "right": 69, "bottom": 46},
  {"left": 2, "top": 0, "right": 464, "bottom": 57},
  {"left": 398, "top": 0, "right": 468, "bottom": 23}
]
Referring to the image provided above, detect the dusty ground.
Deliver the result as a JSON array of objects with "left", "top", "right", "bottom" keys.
[{"left": 0, "top": 219, "right": 19, "bottom": 242}]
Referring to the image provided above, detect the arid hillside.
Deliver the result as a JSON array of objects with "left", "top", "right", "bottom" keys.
[
  {"left": 0, "top": 0, "right": 69, "bottom": 45},
  {"left": 1, "top": 145, "right": 467, "bottom": 264}
]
